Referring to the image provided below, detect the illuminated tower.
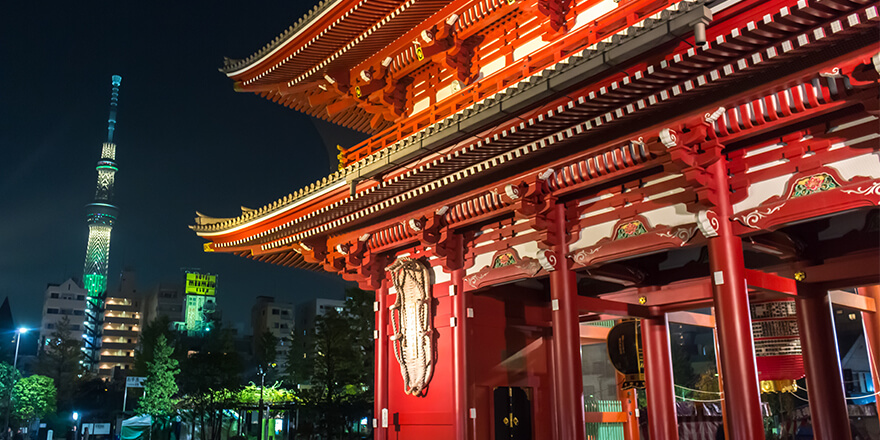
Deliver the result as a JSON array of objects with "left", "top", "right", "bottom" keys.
[{"left": 82, "top": 75, "right": 122, "bottom": 371}]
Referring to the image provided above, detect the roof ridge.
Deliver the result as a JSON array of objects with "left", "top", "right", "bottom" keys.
[{"left": 219, "top": 0, "right": 341, "bottom": 74}]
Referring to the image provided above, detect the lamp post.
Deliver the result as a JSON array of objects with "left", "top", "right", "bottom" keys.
[
  {"left": 3, "top": 328, "right": 27, "bottom": 440},
  {"left": 12, "top": 328, "right": 26, "bottom": 371},
  {"left": 72, "top": 412, "right": 80, "bottom": 440},
  {"left": 257, "top": 366, "right": 265, "bottom": 440}
]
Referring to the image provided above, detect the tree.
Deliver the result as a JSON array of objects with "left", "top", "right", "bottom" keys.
[
  {"left": 12, "top": 375, "right": 56, "bottom": 423},
  {"left": 292, "top": 288, "right": 374, "bottom": 438},
  {"left": 255, "top": 331, "right": 278, "bottom": 368},
  {"left": 137, "top": 335, "right": 179, "bottom": 422},
  {"left": 34, "top": 316, "right": 82, "bottom": 411},
  {"left": 134, "top": 316, "right": 181, "bottom": 376},
  {"left": 0, "top": 363, "right": 21, "bottom": 415},
  {"left": 177, "top": 324, "right": 242, "bottom": 396}
]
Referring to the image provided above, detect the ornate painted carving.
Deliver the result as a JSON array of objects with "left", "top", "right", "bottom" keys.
[
  {"left": 659, "top": 128, "right": 678, "bottom": 148},
  {"left": 704, "top": 107, "right": 725, "bottom": 124},
  {"left": 735, "top": 204, "right": 787, "bottom": 230},
  {"left": 615, "top": 220, "right": 648, "bottom": 240},
  {"left": 696, "top": 210, "right": 719, "bottom": 238},
  {"left": 465, "top": 248, "right": 542, "bottom": 289},
  {"left": 492, "top": 251, "right": 516, "bottom": 268},
  {"left": 841, "top": 180, "right": 880, "bottom": 198},
  {"left": 504, "top": 183, "right": 521, "bottom": 200},
  {"left": 819, "top": 67, "right": 844, "bottom": 78},
  {"left": 788, "top": 173, "right": 840, "bottom": 199},
  {"left": 572, "top": 246, "right": 601, "bottom": 265},
  {"left": 386, "top": 257, "right": 434, "bottom": 396},
  {"left": 408, "top": 218, "right": 423, "bottom": 232},
  {"left": 655, "top": 226, "right": 699, "bottom": 246},
  {"left": 537, "top": 250, "right": 557, "bottom": 272}
]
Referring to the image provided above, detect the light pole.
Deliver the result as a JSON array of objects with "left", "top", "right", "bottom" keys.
[
  {"left": 4, "top": 328, "right": 27, "bottom": 440},
  {"left": 257, "top": 366, "right": 265, "bottom": 440},
  {"left": 72, "top": 412, "right": 80, "bottom": 440},
  {"left": 12, "top": 328, "right": 26, "bottom": 370}
]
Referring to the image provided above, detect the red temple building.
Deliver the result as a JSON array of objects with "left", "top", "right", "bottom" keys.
[{"left": 192, "top": 0, "right": 880, "bottom": 438}]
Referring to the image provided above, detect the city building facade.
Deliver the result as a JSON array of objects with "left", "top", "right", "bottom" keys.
[
  {"left": 99, "top": 270, "right": 143, "bottom": 380},
  {"left": 251, "top": 296, "right": 295, "bottom": 367},
  {"left": 143, "top": 283, "right": 185, "bottom": 326},
  {"left": 38, "top": 278, "right": 88, "bottom": 347}
]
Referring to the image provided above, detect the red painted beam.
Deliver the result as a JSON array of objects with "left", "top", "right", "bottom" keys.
[{"left": 744, "top": 269, "right": 798, "bottom": 297}]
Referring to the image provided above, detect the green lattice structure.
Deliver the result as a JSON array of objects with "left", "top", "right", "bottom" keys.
[{"left": 82, "top": 75, "right": 122, "bottom": 371}]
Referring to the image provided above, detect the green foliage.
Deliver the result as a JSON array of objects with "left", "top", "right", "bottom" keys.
[
  {"left": 34, "top": 316, "right": 83, "bottom": 411},
  {"left": 177, "top": 324, "right": 242, "bottom": 396},
  {"left": 289, "top": 288, "right": 374, "bottom": 437},
  {"left": 12, "top": 375, "right": 56, "bottom": 422},
  {"left": 284, "top": 328, "right": 311, "bottom": 387},
  {"left": 135, "top": 316, "right": 181, "bottom": 376},
  {"left": 0, "top": 362, "right": 21, "bottom": 414},
  {"left": 137, "top": 335, "right": 179, "bottom": 420},
  {"left": 256, "top": 331, "right": 278, "bottom": 368},
  {"left": 235, "top": 384, "right": 298, "bottom": 405}
]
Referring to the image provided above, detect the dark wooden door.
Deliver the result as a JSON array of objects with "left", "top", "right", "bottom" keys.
[{"left": 493, "top": 386, "right": 532, "bottom": 440}]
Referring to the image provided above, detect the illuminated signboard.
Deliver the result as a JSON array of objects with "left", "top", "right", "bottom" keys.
[{"left": 185, "top": 272, "right": 216, "bottom": 296}]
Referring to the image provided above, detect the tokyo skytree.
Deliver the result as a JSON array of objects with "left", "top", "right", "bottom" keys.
[{"left": 82, "top": 75, "right": 122, "bottom": 371}]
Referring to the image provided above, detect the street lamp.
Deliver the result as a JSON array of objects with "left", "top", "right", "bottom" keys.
[
  {"left": 72, "top": 412, "right": 80, "bottom": 440},
  {"left": 3, "top": 328, "right": 28, "bottom": 440},
  {"left": 13, "top": 328, "right": 27, "bottom": 370},
  {"left": 256, "top": 363, "right": 276, "bottom": 440}
]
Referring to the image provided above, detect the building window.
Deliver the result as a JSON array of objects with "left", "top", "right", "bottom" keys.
[
  {"left": 74, "top": 310, "right": 84, "bottom": 316},
  {"left": 46, "top": 323, "right": 55, "bottom": 329},
  {"left": 274, "top": 323, "right": 280, "bottom": 328},
  {"left": 50, "top": 293, "right": 59, "bottom": 299},
  {"left": 77, "top": 295, "right": 85, "bottom": 300},
  {"left": 272, "top": 309, "right": 280, "bottom": 315},
  {"left": 47, "top": 308, "right": 59, "bottom": 314}
]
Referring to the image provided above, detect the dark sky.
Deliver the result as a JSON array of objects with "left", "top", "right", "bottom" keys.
[{"left": 0, "top": 1, "right": 366, "bottom": 333}]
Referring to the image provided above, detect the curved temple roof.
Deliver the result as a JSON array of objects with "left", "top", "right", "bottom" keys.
[
  {"left": 222, "top": 0, "right": 456, "bottom": 134},
  {"left": 199, "top": 0, "right": 880, "bottom": 272}
]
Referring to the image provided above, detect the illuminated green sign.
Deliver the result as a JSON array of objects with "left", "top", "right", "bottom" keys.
[{"left": 185, "top": 273, "right": 216, "bottom": 296}]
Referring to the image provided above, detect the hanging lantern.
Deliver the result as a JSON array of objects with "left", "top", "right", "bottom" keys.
[
  {"left": 607, "top": 320, "right": 645, "bottom": 389},
  {"left": 751, "top": 299, "right": 804, "bottom": 392}
]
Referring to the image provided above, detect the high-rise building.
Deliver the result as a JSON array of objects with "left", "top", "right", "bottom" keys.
[
  {"left": 81, "top": 75, "right": 122, "bottom": 371},
  {"left": 182, "top": 271, "right": 217, "bottom": 335},
  {"left": 99, "top": 270, "right": 143, "bottom": 380},
  {"left": 251, "top": 296, "right": 294, "bottom": 367},
  {"left": 39, "top": 279, "right": 88, "bottom": 347},
  {"left": 294, "top": 298, "right": 345, "bottom": 337},
  {"left": 143, "top": 283, "right": 185, "bottom": 326}
]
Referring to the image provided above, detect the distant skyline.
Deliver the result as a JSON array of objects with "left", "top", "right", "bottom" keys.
[{"left": 0, "top": 2, "right": 367, "bottom": 331}]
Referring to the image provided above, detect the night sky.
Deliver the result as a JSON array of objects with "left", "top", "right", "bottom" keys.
[{"left": 0, "top": 1, "right": 366, "bottom": 333}]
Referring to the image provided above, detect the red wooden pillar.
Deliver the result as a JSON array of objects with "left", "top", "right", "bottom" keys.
[
  {"left": 706, "top": 157, "right": 765, "bottom": 440},
  {"left": 451, "top": 267, "right": 470, "bottom": 439},
  {"left": 374, "top": 280, "right": 389, "bottom": 439},
  {"left": 641, "top": 315, "right": 679, "bottom": 440},
  {"left": 616, "top": 372, "right": 639, "bottom": 440},
  {"left": 858, "top": 285, "right": 880, "bottom": 414},
  {"left": 796, "top": 284, "right": 852, "bottom": 440},
  {"left": 549, "top": 201, "right": 586, "bottom": 440}
]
